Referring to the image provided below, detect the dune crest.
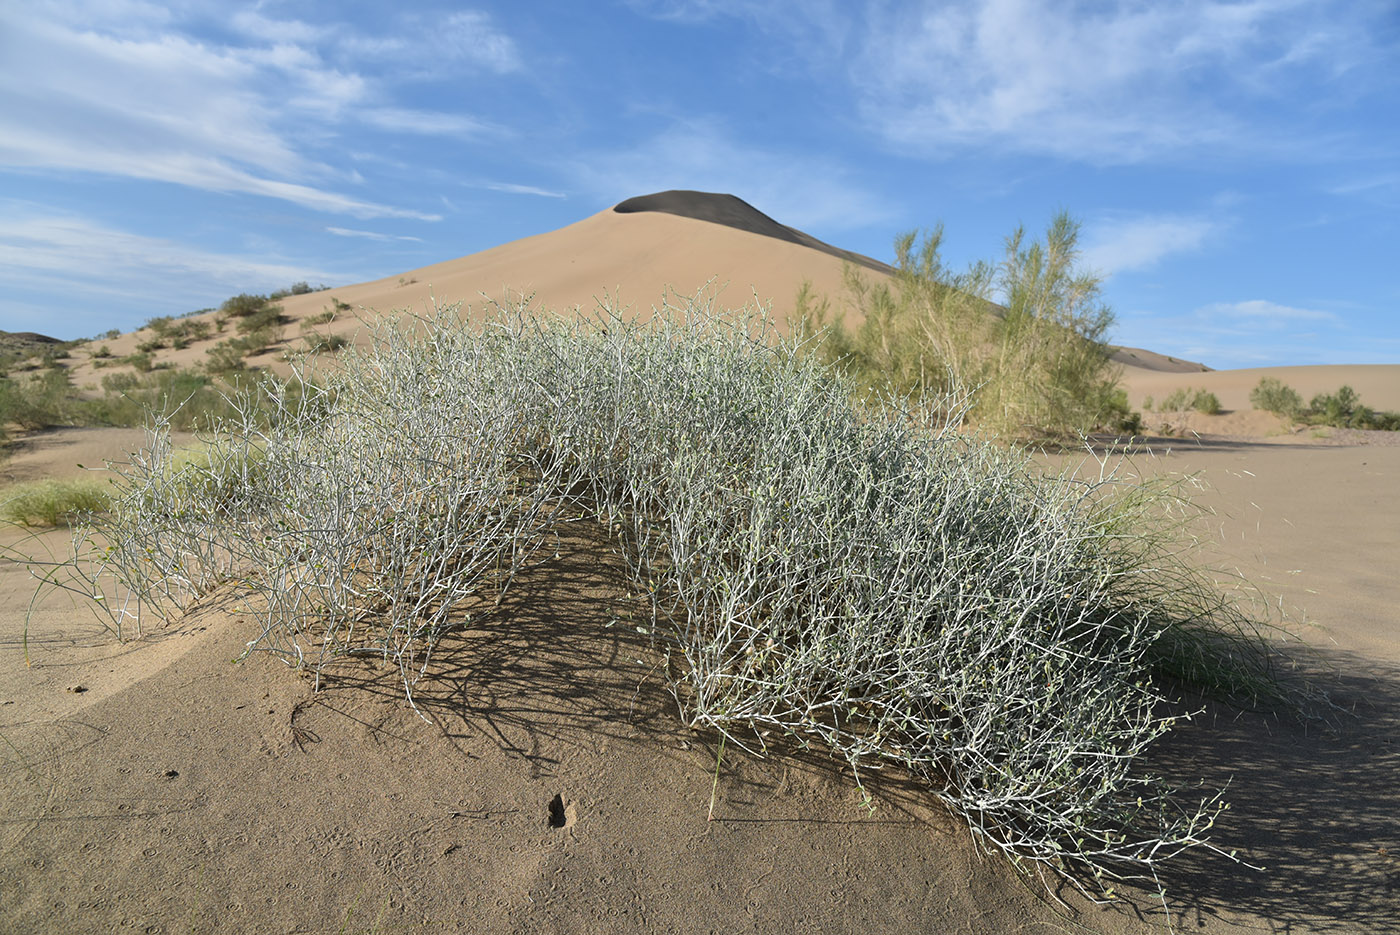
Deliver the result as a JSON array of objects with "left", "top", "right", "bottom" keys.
[{"left": 613, "top": 190, "right": 893, "bottom": 274}]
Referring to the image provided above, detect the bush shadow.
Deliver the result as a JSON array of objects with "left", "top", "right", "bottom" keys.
[{"left": 1149, "top": 649, "right": 1400, "bottom": 932}]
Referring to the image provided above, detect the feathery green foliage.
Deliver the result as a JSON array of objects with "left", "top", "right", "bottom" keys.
[
  {"left": 1, "top": 478, "right": 111, "bottom": 527},
  {"left": 798, "top": 213, "right": 1126, "bottom": 439},
  {"left": 0, "top": 368, "right": 76, "bottom": 432},
  {"left": 1160, "top": 387, "right": 1221, "bottom": 415},
  {"left": 1250, "top": 377, "right": 1302, "bottom": 417}
]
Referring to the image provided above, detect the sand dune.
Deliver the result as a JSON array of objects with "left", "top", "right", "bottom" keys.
[
  {"left": 66, "top": 193, "right": 877, "bottom": 388},
  {"left": 6, "top": 194, "right": 1399, "bottom": 932}
]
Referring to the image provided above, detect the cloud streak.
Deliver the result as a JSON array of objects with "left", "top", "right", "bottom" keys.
[
  {"left": 1119, "top": 297, "right": 1358, "bottom": 368},
  {"left": 481, "top": 182, "right": 568, "bottom": 198},
  {"left": 1197, "top": 299, "right": 1337, "bottom": 323},
  {"left": 0, "top": 208, "right": 354, "bottom": 333},
  {"left": 326, "top": 227, "right": 425, "bottom": 242},
  {"left": 1082, "top": 214, "right": 1218, "bottom": 276}
]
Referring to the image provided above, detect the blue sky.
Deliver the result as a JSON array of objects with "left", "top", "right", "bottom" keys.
[{"left": 1, "top": 0, "right": 1396, "bottom": 368}]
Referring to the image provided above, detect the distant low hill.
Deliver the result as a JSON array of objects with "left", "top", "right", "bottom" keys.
[
  {"left": 0, "top": 330, "right": 64, "bottom": 369},
  {"left": 1110, "top": 346, "right": 1212, "bottom": 373}
]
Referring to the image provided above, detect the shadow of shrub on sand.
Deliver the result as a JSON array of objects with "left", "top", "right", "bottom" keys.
[{"left": 1149, "top": 650, "right": 1400, "bottom": 932}]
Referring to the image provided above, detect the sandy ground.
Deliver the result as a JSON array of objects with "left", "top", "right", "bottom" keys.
[
  {"left": 0, "top": 427, "right": 170, "bottom": 487},
  {"left": 1, "top": 421, "right": 1398, "bottom": 934}
]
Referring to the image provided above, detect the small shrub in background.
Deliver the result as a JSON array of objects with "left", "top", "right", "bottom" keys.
[
  {"left": 86, "top": 366, "right": 240, "bottom": 431},
  {"left": 184, "top": 320, "right": 212, "bottom": 343},
  {"left": 206, "top": 341, "right": 248, "bottom": 375},
  {"left": 0, "top": 368, "right": 74, "bottom": 430},
  {"left": 1250, "top": 377, "right": 1303, "bottom": 417},
  {"left": 303, "top": 333, "right": 349, "bottom": 353},
  {"left": 1359, "top": 409, "right": 1400, "bottom": 431},
  {"left": 236, "top": 304, "right": 285, "bottom": 335},
  {"left": 300, "top": 310, "right": 336, "bottom": 330},
  {"left": 1142, "top": 395, "right": 1154, "bottom": 411},
  {"left": 1, "top": 478, "right": 111, "bottom": 527},
  {"left": 93, "top": 345, "right": 113, "bottom": 359},
  {"left": 1160, "top": 387, "right": 1220, "bottom": 414},
  {"left": 1247, "top": 378, "right": 1398, "bottom": 431},
  {"left": 270, "top": 281, "right": 315, "bottom": 300},
  {"left": 1310, "top": 385, "right": 1360, "bottom": 425},
  {"left": 1160, "top": 388, "right": 1190, "bottom": 411},
  {"left": 1193, "top": 390, "right": 1221, "bottom": 415},
  {"left": 100, "top": 372, "right": 140, "bottom": 394},
  {"left": 220, "top": 293, "right": 271, "bottom": 319},
  {"left": 236, "top": 327, "right": 281, "bottom": 356},
  {"left": 126, "top": 353, "right": 154, "bottom": 373},
  {"left": 206, "top": 328, "right": 279, "bottom": 371}
]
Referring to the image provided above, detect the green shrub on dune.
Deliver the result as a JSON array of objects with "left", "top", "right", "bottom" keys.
[
  {"left": 1249, "top": 377, "right": 1303, "bottom": 418},
  {"left": 798, "top": 213, "right": 1128, "bottom": 440}
]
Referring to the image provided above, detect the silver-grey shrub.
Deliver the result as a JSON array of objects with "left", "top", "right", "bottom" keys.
[{"left": 74, "top": 294, "right": 1262, "bottom": 906}]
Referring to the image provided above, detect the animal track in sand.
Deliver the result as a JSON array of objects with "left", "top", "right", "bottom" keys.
[{"left": 547, "top": 793, "right": 576, "bottom": 831}]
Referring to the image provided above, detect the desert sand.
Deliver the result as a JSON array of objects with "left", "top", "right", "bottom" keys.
[{"left": 4, "top": 193, "right": 1399, "bottom": 933}]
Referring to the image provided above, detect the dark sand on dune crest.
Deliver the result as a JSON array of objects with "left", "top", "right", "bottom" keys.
[{"left": 613, "top": 190, "right": 895, "bottom": 275}]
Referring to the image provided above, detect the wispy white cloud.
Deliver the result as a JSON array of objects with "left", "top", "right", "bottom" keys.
[
  {"left": 481, "top": 182, "right": 568, "bottom": 198},
  {"left": 341, "top": 11, "right": 521, "bottom": 74},
  {"left": 1119, "top": 297, "right": 1355, "bottom": 368},
  {"left": 1198, "top": 299, "right": 1337, "bottom": 323},
  {"left": 1082, "top": 214, "right": 1219, "bottom": 275},
  {"left": 1327, "top": 173, "right": 1400, "bottom": 206},
  {"left": 570, "top": 120, "right": 894, "bottom": 233},
  {"left": 849, "top": 0, "right": 1389, "bottom": 163},
  {"left": 359, "top": 108, "right": 496, "bottom": 138},
  {"left": 0, "top": 4, "right": 488, "bottom": 219},
  {"left": 228, "top": 8, "right": 328, "bottom": 45},
  {"left": 326, "top": 227, "right": 424, "bottom": 242},
  {"left": 625, "top": 0, "right": 849, "bottom": 56},
  {"left": 0, "top": 208, "right": 355, "bottom": 333}
]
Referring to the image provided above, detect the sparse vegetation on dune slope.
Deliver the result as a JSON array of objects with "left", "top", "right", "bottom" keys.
[{"left": 51, "top": 294, "right": 1286, "bottom": 914}]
